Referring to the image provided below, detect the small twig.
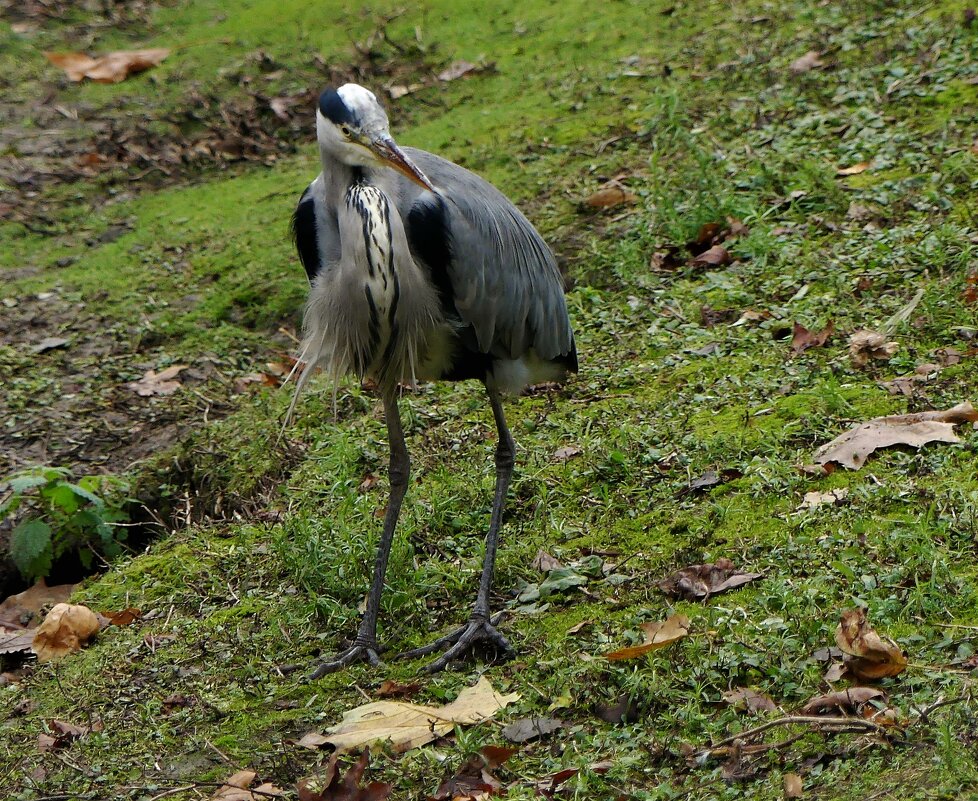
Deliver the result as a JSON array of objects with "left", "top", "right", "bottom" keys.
[
  {"left": 145, "top": 785, "right": 195, "bottom": 801},
  {"left": 700, "top": 715, "right": 886, "bottom": 755},
  {"left": 913, "top": 694, "right": 971, "bottom": 726}
]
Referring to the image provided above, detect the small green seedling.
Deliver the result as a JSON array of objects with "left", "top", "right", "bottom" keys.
[{"left": 0, "top": 466, "right": 131, "bottom": 581}]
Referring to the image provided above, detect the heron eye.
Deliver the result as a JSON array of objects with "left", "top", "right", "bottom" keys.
[{"left": 340, "top": 124, "right": 352, "bottom": 137}]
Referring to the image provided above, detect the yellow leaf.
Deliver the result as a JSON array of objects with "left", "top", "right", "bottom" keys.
[
  {"left": 323, "top": 676, "right": 518, "bottom": 753},
  {"left": 605, "top": 614, "right": 689, "bottom": 661}
]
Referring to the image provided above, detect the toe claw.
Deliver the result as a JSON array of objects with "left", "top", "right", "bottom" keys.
[
  {"left": 398, "top": 615, "right": 514, "bottom": 672},
  {"left": 309, "top": 643, "right": 383, "bottom": 679}
]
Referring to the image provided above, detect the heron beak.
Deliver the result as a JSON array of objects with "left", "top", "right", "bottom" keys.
[{"left": 370, "top": 137, "right": 434, "bottom": 191}]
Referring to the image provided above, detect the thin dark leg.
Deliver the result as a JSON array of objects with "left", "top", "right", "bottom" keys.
[
  {"left": 310, "top": 392, "right": 409, "bottom": 678},
  {"left": 399, "top": 387, "right": 515, "bottom": 672}
]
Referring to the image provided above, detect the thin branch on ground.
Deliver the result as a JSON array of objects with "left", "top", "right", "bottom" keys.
[{"left": 698, "top": 715, "right": 887, "bottom": 758}]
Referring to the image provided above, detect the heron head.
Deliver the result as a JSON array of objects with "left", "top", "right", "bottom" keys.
[{"left": 316, "top": 84, "right": 434, "bottom": 191}]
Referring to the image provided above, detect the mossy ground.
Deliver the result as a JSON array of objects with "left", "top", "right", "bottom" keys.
[{"left": 2, "top": 1, "right": 978, "bottom": 799}]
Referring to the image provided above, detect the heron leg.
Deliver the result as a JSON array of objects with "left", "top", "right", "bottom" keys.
[
  {"left": 399, "top": 388, "right": 516, "bottom": 673},
  {"left": 310, "top": 392, "right": 408, "bottom": 678}
]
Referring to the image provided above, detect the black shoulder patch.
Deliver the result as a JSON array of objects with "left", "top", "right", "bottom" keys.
[
  {"left": 318, "top": 88, "right": 355, "bottom": 126},
  {"left": 406, "top": 195, "right": 454, "bottom": 314},
  {"left": 291, "top": 187, "right": 321, "bottom": 283}
]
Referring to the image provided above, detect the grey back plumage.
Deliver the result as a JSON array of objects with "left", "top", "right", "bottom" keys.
[{"left": 397, "top": 148, "right": 575, "bottom": 365}]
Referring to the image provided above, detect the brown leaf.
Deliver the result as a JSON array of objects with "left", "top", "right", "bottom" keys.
[
  {"left": 322, "top": 676, "right": 518, "bottom": 753},
  {"left": 297, "top": 751, "right": 392, "bottom": 801},
  {"left": 689, "top": 244, "right": 730, "bottom": 267},
  {"left": 31, "top": 603, "right": 100, "bottom": 661},
  {"left": 687, "top": 222, "right": 725, "bottom": 254},
  {"left": 0, "top": 579, "right": 76, "bottom": 629},
  {"left": 45, "top": 48, "right": 170, "bottom": 83},
  {"left": 783, "top": 772, "right": 804, "bottom": 798},
  {"left": 126, "top": 364, "right": 189, "bottom": 396},
  {"left": 658, "top": 558, "right": 762, "bottom": 600},
  {"left": 849, "top": 329, "right": 898, "bottom": 367},
  {"left": 594, "top": 694, "right": 641, "bottom": 724},
  {"left": 531, "top": 549, "right": 563, "bottom": 572},
  {"left": 836, "top": 160, "right": 872, "bottom": 176},
  {"left": 211, "top": 769, "right": 285, "bottom": 800},
  {"left": 605, "top": 614, "right": 689, "bottom": 660},
  {"left": 721, "top": 687, "right": 778, "bottom": 714},
  {"left": 813, "top": 402, "right": 978, "bottom": 470},
  {"left": 800, "top": 686, "right": 885, "bottom": 715},
  {"left": 501, "top": 716, "right": 563, "bottom": 743},
  {"left": 789, "top": 50, "right": 823, "bottom": 74},
  {"left": 583, "top": 186, "right": 638, "bottom": 209},
  {"left": 790, "top": 320, "right": 835, "bottom": 354},
  {"left": 677, "top": 468, "right": 741, "bottom": 497},
  {"left": 0, "top": 630, "right": 35, "bottom": 655},
  {"left": 553, "top": 445, "right": 582, "bottom": 462},
  {"left": 295, "top": 731, "right": 331, "bottom": 749},
  {"left": 103, "top": 608, "right": 141, "bottom": 626},
  {"left": 375, "top": 680, "right": 422, "bottom": 699},
  {"left": 431, "top": 746, "right": 516, "bottom": 800},
  {"left": 835, "top": 608, "right": 907, "bottom": 680}
]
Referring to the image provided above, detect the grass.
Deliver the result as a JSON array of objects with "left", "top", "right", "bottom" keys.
[{"left": 3, "top": 0, "right": 978, "bottom": 799}]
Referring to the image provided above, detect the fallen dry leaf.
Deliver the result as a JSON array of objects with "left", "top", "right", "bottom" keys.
[
  {"left": 790, "top": 320, "right": 834, "bottom": 355},
  {"left": 45, "top": 48, "right": 170, "bottom": 83},
  {"left": 813, "top": 402, "right": 978, "bottom": 470},
  {"left": 553, "top": 445, "right": 582, "bottom": 462},
  {"left": 211, "top": 769, "right": 285, "bottom": 800},
  {"left": 0, "top": 630, "right": 35, "bottom": 655},
  {"left": 102, "top": 608, "right": 141, "bottom": 626},
  {"left": 437, "top": 59, "right": 493, "bottom": 82},
  {"left": 31, "top": 336, "right": 69, "bottom": 354},
  {"left": 605, "top": 614, "right": 689, "bottom": 660},
  {"left": 31, "top": 603, "right": 100, "bottom": 662},
  {"left": 789, "top": 50, "right": 823, "bottom": 74},
  {"left": 658, "top": 558, "right": 763, "bottom": 600},
  {"left": 583, "top": 186, "right": 638, "bottom": 209},
  {"left": 0, "top": 579, "right": 76, "bottom": 628},
  {"left": 297, "top": 750, "right": 392, "bottom": 801},
  {"left": 295, "top": 731, "right": 331, "bottom": 749},
  {"left": 375, "top": 680, "right": 422, "bottom": 700},
  {"left": 795, "top": 488, "right": 849, "bottom": 511},
  {"left": 849, "top": 329, "right": 898, "bottom": 367},
  {"left": 835, "top": 607, "right": 907, "bottom": 680},
  {"left": 800, "top": 686, "right": 885, "bottom": 715},
  {"left": 836, "top": 160, "right": 872, "bottom": 176},
  {"left": 431, "top": 745, "right": 517, "bottom": 800},
  {"left": 126, "top": 364, "right": 189, "bottom": 396},
  {"left": 689, "top": 244, "right": 731, "bottom": 268},
  {"left": 783, "top": 772, "right": 804, "bottom": 798},
  {"left": 502, "top": 716, "right": 563, "bottom": 743},
  {"left": 721, "top": 687, "right": 778, "bottom": 714},
  {"left": 322, "top": 676, "right": 518, "bottom": 753},
  {"left": 531, "top": 549, "right": 563, "bottom": 572}
]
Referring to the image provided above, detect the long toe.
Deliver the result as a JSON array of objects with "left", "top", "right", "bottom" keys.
[
  {"left": 309, "top": 644, "right": 383, "bottom": 679},
  {"left": 397, "top": 615, "right": 514, "bottom": 673}
]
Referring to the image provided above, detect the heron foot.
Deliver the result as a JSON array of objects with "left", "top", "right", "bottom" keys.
[
  {"left": 309, "top": 640, "right": 383, "bottom": 679},
  {"left": 398, "top": 612, "right": 513, "bottom": 673}
]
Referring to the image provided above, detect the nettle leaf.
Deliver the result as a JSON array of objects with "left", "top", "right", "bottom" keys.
[
  {"left": 8, "top": 474, "right": 50, "bottom": 494},
  {"left": 10, "top": 519, "right": 54, "bottom": 581},
  {"left": 0, "top": 494, "right": 23, "bottom": 520},
  {"left": 41, "top": 484, "right": 80, "bottom": 515},
  {"left": 65, "top": 482, "right": 105, "bottom": 508}
]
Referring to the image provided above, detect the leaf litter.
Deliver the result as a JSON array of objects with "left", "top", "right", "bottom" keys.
[
  {"left": 316, "top": 676, "right": 518, "bottom": 753},
  {"left": 605, "top": 613, "right": 689, "bottom": 660},
  {"left": 813, "top": 401, "right": 977, "bottom": 469},
  {"left": 297, "top": 750, "right": 391, "bottom": 801},
  {"left": 44, "top": 48, "right": 170, "bottom": 83},
  {"left": 658, "top": 558, "right": 763, "bottom": 600},
  {"left": 835, "top": 607, "right": 908, "bottom": 680},
  {"left": 31, "top": 602, "right": 100, "bottom": 661}
]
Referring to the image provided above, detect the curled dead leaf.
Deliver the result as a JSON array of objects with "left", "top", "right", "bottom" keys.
[
  {"left": 836, "top": 160, "right": 872, "bottom": 176},
  {"left": 813, "top": 402, "right": 978, "bottom": 470},
  {"left": 297, "top": 750, "right": 392, "bottom": 801},
  {"left": 849, "top": 330, "right": 898, "bottom": 367},
  {"left": 431, "top": 745, "right": 517, "bottom": 800},
  {"left": 211, "top": 769, "right": 285, "bottom": 800},
  {"left": 789, "top": 50, "right": 823, "bottom": 74},
  {"left": 795, "top": 488, "right": 848, "bottom": 511},
  {"left": 32, "top": 603, "right": 100, "bottom": 661},
  {"left": 835, "top": 607, "right": 907, "bottom": 680},
  {"left": 721, "top": 687, "right": 778, "bottom": 714},
  {"left": 126, "top": 364, "right": 189, "bottom": 396},
  {"left": 45, "top": 48, "right": 170, "bottom": 83},
  {"left": 790, "top": 320, "right": 834, "bottom": 355},
  {"left": 583, "top": 186, "right": 638, "bottom": 209},
  {"left": 658, "top": 558, "right": 762, "bottom": 600},
  {"left": 605, "top": 614, "right": 689, "bottom": 660},
  {"left": 800, "top": 686, "right": 885, "bottom": 715},
  {"left": 689, "top": 244, "right": 730, "bottom": 268}
]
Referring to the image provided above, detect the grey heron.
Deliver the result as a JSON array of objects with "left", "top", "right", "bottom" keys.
[{"left": 291, "top": 83, "right": 577, "bottom": 675}]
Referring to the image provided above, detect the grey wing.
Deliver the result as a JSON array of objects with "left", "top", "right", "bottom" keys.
[{"left": 399, "top": 148, "right": 575, "bottom": 363}]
